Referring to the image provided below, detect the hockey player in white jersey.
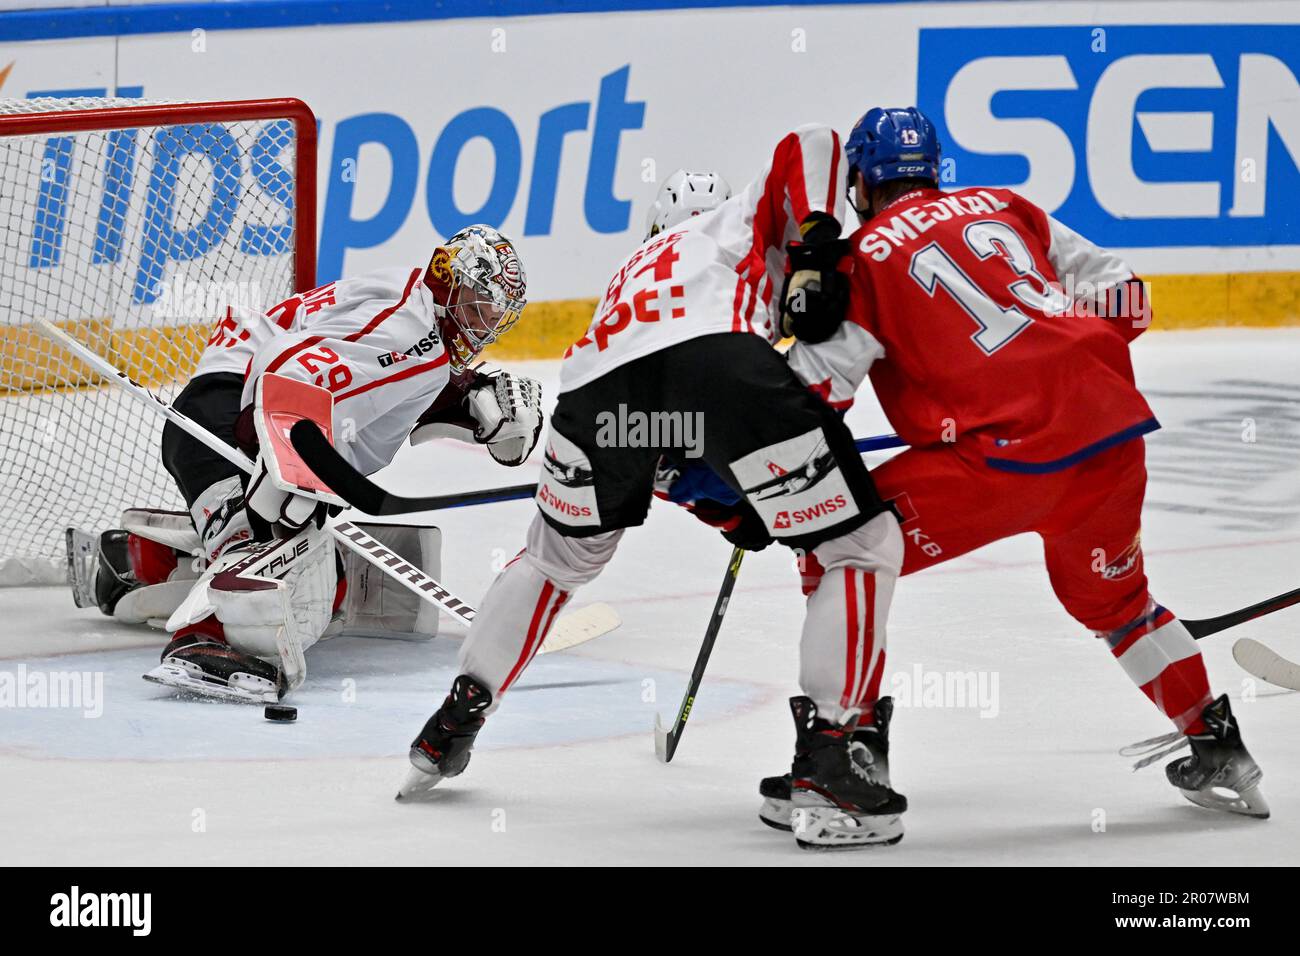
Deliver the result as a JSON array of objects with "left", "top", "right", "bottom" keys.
[
  {"left": 91, "top": 225, "right": 544, "bottom": 703},
  {"left": 644, "top": 169, "right": 732, "bottom": 239},
  {"left": 398, "top": 127, "right": 911, "bottom": 849}
]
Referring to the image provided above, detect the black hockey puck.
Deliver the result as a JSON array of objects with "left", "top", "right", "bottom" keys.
[{"left": 264, "top": 704, "right": 297, "bottom": 722}]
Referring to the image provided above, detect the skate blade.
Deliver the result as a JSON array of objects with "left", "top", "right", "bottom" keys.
[
  {"left": 65, "top": 527, "right": 98, "bottom": 609},
  {"left": 142, "top": 663, "right": 278, "bottom": 704},
  {"left": 792, "top": 805, "right": 904, "bottom": 850},
  {"left": 1179, "top": 784, "right": 1271, "bottom": 819},
  {"left": 395, "top": 757, "right": 444, "bottom": 802},
  {"left": 758, "top": 797, "right": 794, "bottom": 833}
]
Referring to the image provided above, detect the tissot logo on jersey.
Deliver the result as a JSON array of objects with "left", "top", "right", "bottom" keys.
[{"left": 378, "top": 328, "right": 443, "bottom": 367}]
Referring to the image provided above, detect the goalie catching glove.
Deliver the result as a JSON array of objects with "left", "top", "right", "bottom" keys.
[{"left": 412, "top": 369, "right": 543, "bottom": 466}]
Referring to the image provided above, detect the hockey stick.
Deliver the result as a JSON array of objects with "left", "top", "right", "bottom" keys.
[
  {"left": 33, "top": 318, "right": 619, "bottom": 653},
  {"left": 654, "top": 546, "right": 744, "bottom": 763},
  {"left": 1183, "top": 586, "right": 1300, "bottom": 640},
  {"left": 1233, "top": 638, "right": 1300, "bottom": 692},
  {"left": 290, "top": 418, "right": 907, "bottom": 517}
]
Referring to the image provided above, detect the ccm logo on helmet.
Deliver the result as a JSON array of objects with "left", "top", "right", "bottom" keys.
[{"left": 773, "top": 494, "right": 850, "bottom": 529}]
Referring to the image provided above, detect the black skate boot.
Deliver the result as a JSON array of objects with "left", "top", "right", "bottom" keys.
[
  {"left": 786, "top": 697, "right": 907, "bottom": 850},
  {"left": 93, "top": 530, "right": 136, "bottom": 615},
  {"left": 759, "top": 696, "right": 894, "bottom": 832},
  {"left": 397, "top": 675, "right": 492, "bottom": 801},
  {"left": 1165, "top": 695, "right": 1269, "bottom": 819},
  {"left": 143, "top": 626, "right": 284, "bottom": 703}
]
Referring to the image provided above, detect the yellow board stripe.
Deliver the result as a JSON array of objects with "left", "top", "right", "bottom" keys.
[
  {"left": 4, "top": 271, "right": 1296, "bottom": 396},
  {"left": 481, "top": 272, "right": 1300, "bottom": 358},
  {"left": 1146, "top": 272, "right": 1300, "bottom": 329}
]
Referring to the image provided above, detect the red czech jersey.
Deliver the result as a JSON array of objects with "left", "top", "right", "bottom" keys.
[{"left": 829, "top": 186, "right": 1157, "bottom": 472}]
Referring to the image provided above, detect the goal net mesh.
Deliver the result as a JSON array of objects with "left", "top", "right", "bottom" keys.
[{"left": 0, "top": 98, "right": 313, "bottom": 585}]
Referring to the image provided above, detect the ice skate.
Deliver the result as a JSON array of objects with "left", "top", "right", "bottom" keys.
[
  {"left": 784, "top": 697, "right": 907, "bottom": 850},
  {"left": 1165, "top": 695, "right": 1269, "bottom": 819},
  {"left": 397, "top": 675, "right": 492, "bottom": 801},
  {"left": 760, "top": 696, "right": 895, "bottom": 832},
  {"left": 143, "top": 628, "right": 283, "bottom": 704}
]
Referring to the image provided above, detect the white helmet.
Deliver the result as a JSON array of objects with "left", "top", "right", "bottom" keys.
[{"left": 644, "top": 169, "right": 732, "bottom": 239}]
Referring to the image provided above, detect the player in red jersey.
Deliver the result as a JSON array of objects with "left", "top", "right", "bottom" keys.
[{"left": 761, "top": 107, "right": 1268, "bottom": 831}]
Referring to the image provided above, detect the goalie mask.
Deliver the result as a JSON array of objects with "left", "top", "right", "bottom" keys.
[{"left": 425, "top": 225, "right": 527, "bottom": 372}]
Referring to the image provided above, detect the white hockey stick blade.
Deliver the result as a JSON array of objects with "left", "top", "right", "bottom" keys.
[
  {"left": 539, "top": 602, "right": 621, "bottom": 654},
  {"left": 654, "top": 712, "right": 670, "bottom": 763},
  {"left": 1233, "top": 638, "right": 1300, "bottom": 691}
]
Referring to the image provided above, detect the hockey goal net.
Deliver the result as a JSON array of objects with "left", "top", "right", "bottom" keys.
[{"left": 0, "top": 97, "right": 316, "bottom": 585}]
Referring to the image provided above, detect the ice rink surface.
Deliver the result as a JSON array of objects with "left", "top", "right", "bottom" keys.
[{"left": 2, "top": 328, "right": 1298, "bottom": 866}]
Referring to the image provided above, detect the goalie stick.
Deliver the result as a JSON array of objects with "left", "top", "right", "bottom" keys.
[
  {"left": 33, "top": 318, "right": 618, "bottom": 657},
  {"left": 290, "top": 418, "right": 907, "bottom": 517}
]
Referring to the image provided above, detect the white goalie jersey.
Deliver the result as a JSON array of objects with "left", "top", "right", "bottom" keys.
[{"left": 194, "top": 266, "right": 456, "bottom": 475}]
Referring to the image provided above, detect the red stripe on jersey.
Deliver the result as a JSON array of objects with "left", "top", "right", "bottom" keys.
[
  {"left": 731, "top": 274, "right": 748, "bottom": 333},
  {"left": 854, "top": 572, "right": 878, "bottom": 711},
  {"left": 777, "top": 132, "right": 812, "bottom": 224},
  {"left": 351, "top": 267, "right": 423, "bottom": 341},
  {"left": 333, "top": 350, "right": 448, "bottom": 402},
  {"left": 741, "top": 272, "right": 760, "bottom": 333},
  {"left": 841, "top": 568, "right": 860, "bottom": 709},
  {"left": 264, "top": 268, "right": 423, "bottom": 375},
  {"left": 502, "top": 581, "right": 555, "bottom": 693},
  {"left": 825, "top": 131, "right": 841, "bottom": 215},
  {"left": 541, "top": 591, "right": 569, "bottom": 645},
  {"left": 1139, "top": 656, "right": 1212, "bottom": 733},
  {"left": 264, "top": 335, "right": 325, "bottom": 375},
  {"left": 501, "top": 582, "right": 568, "bottom": 693},
  {"left": 1109, "top": 606, "right": 1177, "bottom": 658}
]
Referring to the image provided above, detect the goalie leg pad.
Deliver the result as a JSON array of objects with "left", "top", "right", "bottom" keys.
[
  {"left": 121, "top": 508, "right": 201, "bottom": 557},
  {"left": 333, "top": 523, "right": 443, "bottom": 641},
  {"left": 191, "top": 475, "right": 254, "bottom": 565},
  {"left": 207, "top": 527, "right": 338, "bottom": 664}
]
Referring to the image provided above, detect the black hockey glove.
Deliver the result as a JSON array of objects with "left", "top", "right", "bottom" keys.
[
  {"left": 690, "top": 498, "right": 773, "bottom": 552},
  {"left": 779, "top": 213, "right": 852, "bottom": 344}
]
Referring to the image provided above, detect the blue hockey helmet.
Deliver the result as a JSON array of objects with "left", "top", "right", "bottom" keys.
[{"left": 845, "top": 107, "right": 940, "bottom": 188}]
